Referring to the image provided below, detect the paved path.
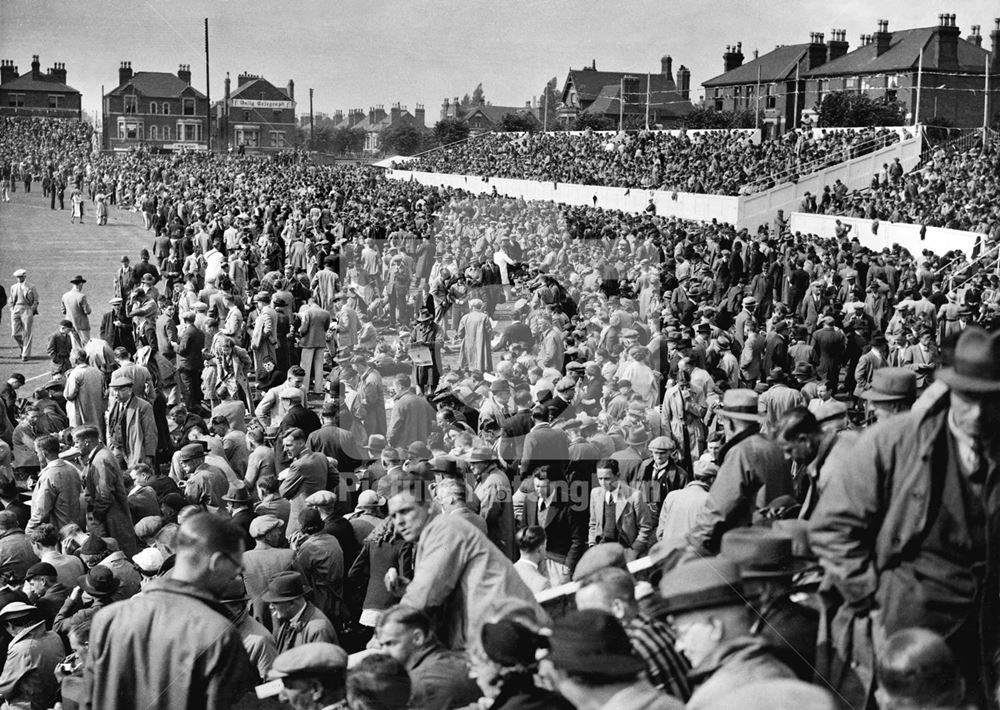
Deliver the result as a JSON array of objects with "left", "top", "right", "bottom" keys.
[{"left": 0, "top": 190, "right": 150, "bottom": 388}]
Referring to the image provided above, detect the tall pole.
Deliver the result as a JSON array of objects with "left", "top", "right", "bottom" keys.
[
  {"left": 309, "top": 88, "right": 314, "bottom": 147},
  {"left": 204, "top": 18, "right": 211, "bottom": 151},
  {"left": 645, "top": 72, "right": 651, "bottom": 130},
  {"left": 619, "top": 76, "right": 624, "bottom": 131},
  {"left": 755, "top": 64, "right": 761, "bottom": 130},
  {"left": 543, "top": 91, "right": 548, "bottom": 132},
  {"left": 985, "top": 53, "right": 991, "bottom": 149},
  {"left": 914, "top": 47, "right": 923, "bottom": 126},
  {"left": 793, "top": 63, "right": 800, "bottom": 129}
]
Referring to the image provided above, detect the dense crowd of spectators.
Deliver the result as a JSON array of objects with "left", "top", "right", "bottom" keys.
[
  {"left": 401, "top": 126, "right": 907, "bottom": 196},
  {"left": 810, "top": 132, "right": 1000, "bottom": 235},
  {"left": 0, "top": 115, "right": 997, "bottom": 709}
]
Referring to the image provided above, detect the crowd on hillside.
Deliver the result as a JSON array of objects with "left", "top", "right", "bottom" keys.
[
  {"left": 400, "top": 126, "right": 907, "bottom": 196},
  {"left": 0, "top": 115, "right": 997, "bottom": 709}
]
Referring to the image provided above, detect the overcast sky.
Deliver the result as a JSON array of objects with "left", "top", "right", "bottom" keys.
[{"left": 2, "top": 0, "right": 994, "bottom": 122}]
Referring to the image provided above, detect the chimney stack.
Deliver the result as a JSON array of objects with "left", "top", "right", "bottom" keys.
[
  {"left": 48, "top": 62, "right": 67, "bottom": 85},
  {"left": 677, "top": 65, "right": 691, "bottom": 100},
  {"left": 967, "top": 24, "right": 982, "bottom": 46},
  {"left": 936, "top": 13, "right": 961, "bottom": 70},
  {"left": 723, "top": 42, "right": 744, "bottom": 72},
  {"left": 30, "top": 54, "right": 40, "bottom": 79},
  {"left": 661, "top": 54, "right": 673, "bottom": 79},
  {"left": 119, "top": 61, "right": 133, "bottom": 87},
  {"left": 0, "top": 61, "right": 17, "bottom": 85},
  {"left": 827, "top": 29, "right": 849, "bottom": 63},
  {"left": 390, "top": 103, "right": 401, "bottom": 124},
  {"left": 286, "top": 79, "right": 294, "bottom": 101},
  {"left": 874, "top": 20, "right": 892, "bottom": 56},
  {"left": 177, "top": 64, "right": 191, "bottom": 85},
  {"left": 238, "top": 73, "right": 257, "bottom": 88},
  {"left": 415, "top": 103, "right": 425, "bottom": 127},
  {"left": 808, "top": 32, "right": 827, "bottom": 69}
]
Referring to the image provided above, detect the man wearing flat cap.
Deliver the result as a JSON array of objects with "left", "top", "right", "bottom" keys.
[
  {"left": 810, "top": 327, "right": 1000, "bottom": 708},
  {"left": 468, "top": 447, "right": 514, "bottom": 559},
  {"left": 258, "top": 642, "right": 347, "bottom": 709},
  {"left": 105, "top": 369, "right": 157, "bottom": 470}
]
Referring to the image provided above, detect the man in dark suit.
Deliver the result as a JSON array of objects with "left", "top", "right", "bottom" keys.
[
  {"left": 763, "top": 320, "right": 789, "bottom": 374},
  {"left": 176, "top": 312, "right": 205, "bottom": 410},
  {"left": 275, "top": 390, "right": 321, "bottom": 471},
  {"left": 515, "top": 464, "right": 588, "bottom": 585},
  {"left": 307, "top": 402, "right": 365, "bottom": 474},
  {"left": 222, "top": 481, "right": 255, "bottom": 551},
  {"left": 519, "top": 405, "right": 570, "bottom": 481}
]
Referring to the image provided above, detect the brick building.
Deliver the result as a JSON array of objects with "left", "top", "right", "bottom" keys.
[
  {"left": 103, "top": 62, "right": 209, "bottom": 151},
  {"left": 703, "top": 15, "right": 1000, "bottom": 133},
  {"left": 556, "top": 56, "right": 694, "bottom": 128},
  {"left": 0, "top": 55, "right": 81, "bottom": 119},
  {"left": 702, "top": 38, "right": 838, "bottom": 137},
  {"left": 216, "top": 72, "right": 297, "bottom": 152},
  {"left": 803, "top": 16, "right": 999, "bottom": 128},
  {"left": 439, "top": 99, "right": 539, "bottom": 134}
]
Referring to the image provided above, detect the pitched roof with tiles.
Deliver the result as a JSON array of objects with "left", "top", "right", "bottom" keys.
[
  {"left": 804, "top": 27, "right": 989, "bottom": 77},
  {"left": 0, "top": 74, "right": 80, "bottom": 94},
  {"left": 563, "top": 68, "right": 684, "bottom": 102},
  {"left": 461, "top": 104, "right": 539, "bottom": 125},
  {"left": 106, "top": 72, "right": 207, "bottom": 99},
  {"left": 230, "top": 77, "right": 293, "bottom": 102},
  {"left": 702, "top": 44, "right": 809, "bottom": 87}
]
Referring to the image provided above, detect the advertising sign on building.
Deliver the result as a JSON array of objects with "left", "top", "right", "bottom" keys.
[{"left": 230, "top": 98, "right": 294, "bottom": 110}]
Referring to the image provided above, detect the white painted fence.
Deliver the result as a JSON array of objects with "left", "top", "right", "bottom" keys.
[{"left": 789, "top": 212, "right": 981, "bottom": 257}]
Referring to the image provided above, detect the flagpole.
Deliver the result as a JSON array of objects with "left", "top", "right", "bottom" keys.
[
  {"left": 645, "top": 72, "right": 651, "bottom": 130},
  {"left": 914, "top": 47, "right": 923, "bottom": 126}
]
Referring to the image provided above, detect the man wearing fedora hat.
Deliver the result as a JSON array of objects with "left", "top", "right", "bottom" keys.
[
  {"left": 610, "top": 427, "right": 651, "bottom": 485},
  {"left": 655, "top": 557, "right": 796, "bottom": 709},
  {"left": 686, "top": 389, "right": 792, "bottom": 556},
  {"left": 61, "top": 275, "right": 92, "bottom": 345},
  {"left": 540, "top": 608, "right": 684, "bottom": 709},
  {"left": 105, "top": 369, "right": 157, "bottom": 470},
  {"left": 810, "top": 327, "right": 1000, "bottom": 707},
  {"left": 858, "top": 367, "right": 917, "bottom": 424},
  {"left": 222, "top": 481, "right": 256, "bottom": 551},
  {"left": 263, "top": 570, "right": 338, "bottom": 654}
]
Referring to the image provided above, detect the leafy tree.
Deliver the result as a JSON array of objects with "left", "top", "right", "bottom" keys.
[
  {"left": 306, "top": 126, "right": 334, "bottom": 152},
  {"left": 460, "top": 93, "right": 472, "bottom": 109},
  {"left": 817, "top": 91, "right": 905, "bottom": 127},
  {"left": 330, "top": 126, "right": 365, "bottom": 154},
  {"left": 472, "top": 83, "right": 486, "bottom": 107},
  {"left": 572, "top": 113, "right": 615, "bottom": 131},
  {"left": 680, "top": 107, "right": 760, "bottom": 129},
  {"left": 381, "top": 122, "right": 424, "bottom": 155},
  {"left": 497, "top": 112, "right": 537, "bottom": 133},
  {"left": 434, "top": 117, "right": 470, "bottom": 146},
  {"left": 539, "top": 76, "right": 560, "bottom": 131}
]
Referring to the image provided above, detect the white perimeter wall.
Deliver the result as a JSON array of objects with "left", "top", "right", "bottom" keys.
[{"left": 789, "top": 212, "right": 980, "bottom": 257}]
